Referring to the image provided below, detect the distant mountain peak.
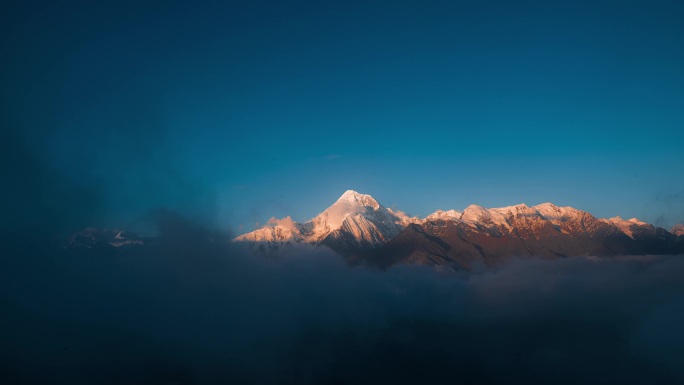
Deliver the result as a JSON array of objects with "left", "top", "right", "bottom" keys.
[
  {"left": 608, "top": 216, "right": 645, "bottom": 224},
  {"left": 425, "top": 209, "right": 462, "bottom": 221},
  {"left": 339, "top": 189, "right": 361, "bottom": 198},
  {"left": 535, "top": 202, "right": 559, "bottom": 209},
  {"left": 67, "top": 228, "right": 148, "bottom": 249},
  {"left": 336, "top": 190, "right": 380, "bottom": 209},
  {"left": 673, "top": 224, "right": 684, "bottom": 236},
  {"left": 233, "top": 189, "right": 405, "bottom": 253}
]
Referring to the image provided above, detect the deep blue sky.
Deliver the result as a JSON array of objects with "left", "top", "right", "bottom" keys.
[{"left": 4, "top": 0, "right": 683, "bottom": 233}]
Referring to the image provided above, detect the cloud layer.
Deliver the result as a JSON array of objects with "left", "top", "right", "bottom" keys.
[{"left": 2, "top": 214, "right": 684, "bottom": 384}]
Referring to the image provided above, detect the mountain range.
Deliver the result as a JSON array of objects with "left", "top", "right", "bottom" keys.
[
  {"left": 233, "top": 190, "right": 684, "bottom": 269},
  {"left": 66, "top": 190, "right": 683, "bottom": 269}
]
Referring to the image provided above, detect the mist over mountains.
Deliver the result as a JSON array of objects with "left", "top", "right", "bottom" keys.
[{"left": 4, "top": 214, "right": 684, "bottom": 384}]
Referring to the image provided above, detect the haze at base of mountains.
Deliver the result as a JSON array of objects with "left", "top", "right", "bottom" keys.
[
  {"left": 7, "top": 154, "right": 684, "bottom": 384},
  {"left": 73, "top": 190, "right": 684, "bottom": 270},
  {"left": 7, "top": 211, "right": 684, "bottom": 385}
]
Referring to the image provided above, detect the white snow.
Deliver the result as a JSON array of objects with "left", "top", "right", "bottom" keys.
[
  {"left": 607, "top": 216, "right": 649, "bottom": 239},
  {"left": 533, "top": 202, "right": 580, "bottom": 222},
  {"left": 425, "top": 209, "right": 462, "bottom": 221}
]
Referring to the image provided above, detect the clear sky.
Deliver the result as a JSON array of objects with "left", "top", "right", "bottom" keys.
[{"left": 4, "top": 0, "right": 684, "bottom": 233}]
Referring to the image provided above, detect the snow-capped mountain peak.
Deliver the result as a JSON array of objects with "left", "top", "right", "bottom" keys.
[
  {"left": 607, "top": 216, "right": 650, "bottom": 239},
  {"left": 313, "top": 190, "right": 383, "bottom": 231},
  {"left": 533, "top": 202, "right": 575, "bottom": 219},
  {"left": 336, "top": 190, "right": 380, "bottom": 209},
  {"left": 673, "top": 224, "right": 684, "bottom": 236},
  {"left": 233, "top": 217, "right": 302, "bottom": 243},
  {"left": 234, "top": 190, "right": 406, "bottom": 252},
  {"left": 67, "top": 228, "right": 148, "bottom": 248},
  {"left": 461, "top": 204, "right": 490, "bottom": 222},
  {"left": 425, "top": 209, "right": 462, "bottom": 221}
]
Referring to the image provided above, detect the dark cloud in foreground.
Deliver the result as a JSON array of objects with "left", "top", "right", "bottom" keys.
[{"left": 2, "top": 212, "right": 684, "bottom": 384}]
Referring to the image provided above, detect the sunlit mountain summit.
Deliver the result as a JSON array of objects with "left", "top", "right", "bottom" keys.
[{"left": 233, "top": 190, "right": 417, "bottom": 254}]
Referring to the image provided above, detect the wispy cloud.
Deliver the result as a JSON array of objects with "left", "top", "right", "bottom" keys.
[{"left": 265, "top": 215, "right": 297, "bottom": 230}]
